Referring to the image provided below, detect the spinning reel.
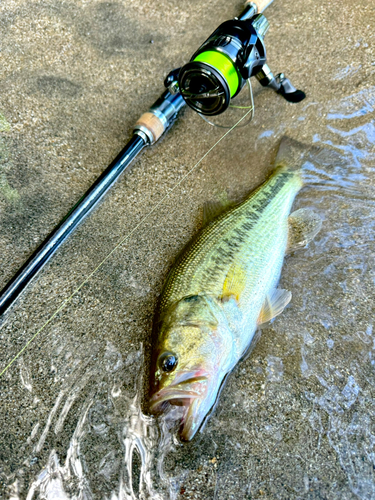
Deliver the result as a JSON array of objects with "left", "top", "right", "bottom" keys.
[{"left": 165, "top": 5, "right": 305, "bottom": 117}]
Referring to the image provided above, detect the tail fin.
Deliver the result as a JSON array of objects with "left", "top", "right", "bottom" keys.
[{"left": 274, "top": 136, "right": 310, "bottom": 172}]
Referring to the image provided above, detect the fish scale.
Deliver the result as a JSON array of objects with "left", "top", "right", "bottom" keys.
[
  {"left": 160, "top": 168, "right": 302, "bottom": 314},
  {"left": 150, "top": 140, "right": 322, "bottom": 441}
]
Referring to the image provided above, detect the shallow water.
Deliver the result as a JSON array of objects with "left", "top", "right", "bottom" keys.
[
  {"left": 1, "top": 0, "right": 375, "bottom": 498},
  {"left": 3, "top": 85, "right": 375, "bottom": 500}
]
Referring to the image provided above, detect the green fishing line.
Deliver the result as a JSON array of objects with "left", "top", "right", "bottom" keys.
[{"left": 194, "top": 51, "right": 240, "bottom": 97}]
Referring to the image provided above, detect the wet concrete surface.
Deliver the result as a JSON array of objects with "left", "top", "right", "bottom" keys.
[{"left": 1, "top": 0, "right": 375, "bottom": 498}]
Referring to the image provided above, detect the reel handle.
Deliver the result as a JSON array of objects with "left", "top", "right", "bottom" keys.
[{"left": 248, "top": 0, "right": 275, "bottom": 13}]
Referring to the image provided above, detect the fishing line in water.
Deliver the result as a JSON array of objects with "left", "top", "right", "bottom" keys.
[{"left": 0, "top": 107, "right": 253, "bottom": 378}]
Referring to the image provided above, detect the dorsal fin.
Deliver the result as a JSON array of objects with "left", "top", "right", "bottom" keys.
[{"left": 202, "top": 192, "right": 234, "bottom": 226}]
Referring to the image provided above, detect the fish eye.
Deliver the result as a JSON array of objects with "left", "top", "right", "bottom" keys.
[{"left": 159, "top": 353, "right": 178, "bottom": 373}]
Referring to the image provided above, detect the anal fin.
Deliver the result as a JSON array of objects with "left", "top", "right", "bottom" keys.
[
  {"left": 287, "top": 208, "right": 322, "bottom": 252},
  {"left": 258, "top": 289, "right": 292, "bottom": 325}
]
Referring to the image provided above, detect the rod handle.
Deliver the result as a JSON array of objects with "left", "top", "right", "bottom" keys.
[
  {"left": 135, "top": 112, "right": 165, "bottom": 143},
  {"left": 134, "top": 90, "right": 186, "bottom": 144}
]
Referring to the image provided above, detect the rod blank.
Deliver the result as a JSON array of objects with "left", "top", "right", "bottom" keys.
[{"left": 0, "top": 134, "right": 146, "bottom": 316}]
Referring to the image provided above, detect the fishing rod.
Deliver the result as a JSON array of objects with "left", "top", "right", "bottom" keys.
[{"left": 0, "top": 0, "right": 305, "bottom": 317}]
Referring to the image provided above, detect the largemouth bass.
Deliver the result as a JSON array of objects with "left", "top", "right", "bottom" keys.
[{"left": 149, "top": 138, "right": 321, "bottom": 440}]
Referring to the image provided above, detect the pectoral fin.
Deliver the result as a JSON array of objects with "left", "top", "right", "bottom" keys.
[
  {"left": 287, "top": 208, "right": 322, "bottom": 252},
  {"left": 258, "top": 289, "right": 292, "bottom": 325},
  {"left": 221, "top": 262, "right": 247, "bottom": 304}
]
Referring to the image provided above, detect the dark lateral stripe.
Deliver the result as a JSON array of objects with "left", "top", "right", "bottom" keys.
[
  {"left": 209, "top": 173, "right": 295, "bottom": 251},
  {"left": 204, "top": 174, "right": 295, "bottom": 266},
  {"left": 229, "top": 175, "right": 292, "bottom": 252},
  {"left": 189, "top": 173, "right": 293, "bottom": 251},
  {"left": 244, "top": 172, "right": 293, "bottom": 217},
  {"left": 217, "top": 172, "right": 293, "bottom": 239},
  {"left": 164, "top": 172, "right": 297, "bottom": 296}
]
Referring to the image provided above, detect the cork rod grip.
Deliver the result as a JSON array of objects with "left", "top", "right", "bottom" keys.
[
  {"left": 248, "top": 0, "right": 275, "bottom": 13},
  {"left": 134, "top": 112, "right": 165, "bottom": 143}
]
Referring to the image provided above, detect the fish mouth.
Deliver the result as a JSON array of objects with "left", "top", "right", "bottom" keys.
[
  {"left": 149, "top": 370, "right": 208, "bottom": 410},
  {"left": 149, "top": 387, "right": 202, "bottom": 410},
  {"left": 149, "top": 370, "right": 210, "bottom": 439}
]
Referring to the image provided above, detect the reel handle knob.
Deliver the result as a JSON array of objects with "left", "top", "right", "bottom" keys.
[
  {"left": 276, "top": 74, "right": 306, "bottom": 103},
  {"left": 256, "top": 64, "right": 306, "bottom": 103}
]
